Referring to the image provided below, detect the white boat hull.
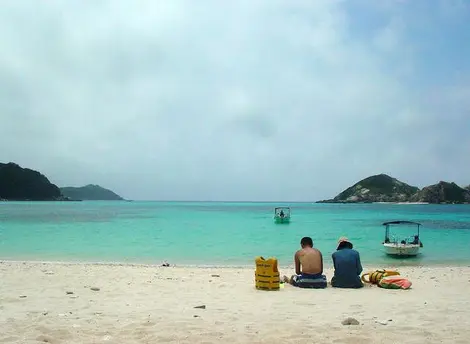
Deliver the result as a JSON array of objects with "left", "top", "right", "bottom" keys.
[{"left": 383, "top": 243, "right": 420, "bottom": 256}]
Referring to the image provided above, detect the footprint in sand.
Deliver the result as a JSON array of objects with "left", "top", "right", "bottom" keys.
[{"left": 36, "top": 335, "right": 57, "bottom": 344}]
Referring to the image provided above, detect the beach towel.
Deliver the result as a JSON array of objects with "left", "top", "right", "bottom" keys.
[{"left": 378, "top": 275, "right": 412, "bottom": 290}]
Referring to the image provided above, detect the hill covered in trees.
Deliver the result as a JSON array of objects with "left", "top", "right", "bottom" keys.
[
  {"left": 0, "top": 162, "right": 62, "bottom": 201},
  {"left": 317, "top": 174, "right": 470, "bottom": 204},
  {"left": 60, "top": 185, "right": 123, "bottom": 201}
]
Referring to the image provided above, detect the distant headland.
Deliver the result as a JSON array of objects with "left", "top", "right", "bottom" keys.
[
  {"left": 316, "top": 174, "right": 470, "bottom": 204},
  {"left": 0, "top": 162, "right": 63, "bottom": 201},
  {"left": 1, "top": 162, "right": 468, "bottom": 204},
  {"left": 0, "top": 162, "right": 124, "bottom": 201},
  {"left": 60, "top": 185, "right": 123, "bottom": 201}
]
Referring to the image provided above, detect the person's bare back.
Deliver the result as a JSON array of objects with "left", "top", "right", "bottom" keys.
[
  {"left": 283, "top": 236, "right": 326, "bottom": 288},
  {"left": 296, "top": 247, "right": 323, "bottom": 275}
]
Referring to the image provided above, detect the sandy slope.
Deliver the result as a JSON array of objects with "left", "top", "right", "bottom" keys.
[{"left": 1, "top": 261, "right": 469, "bottom": 344}]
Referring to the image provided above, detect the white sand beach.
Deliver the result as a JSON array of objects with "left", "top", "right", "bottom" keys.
[{"left": 1, "top": 261, "right": 469, "bottom": 344}]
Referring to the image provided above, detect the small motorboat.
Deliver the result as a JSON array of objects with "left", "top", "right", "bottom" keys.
[
  {"left": 382, "top": 221, "right": 423, "bottom": 257},
  {"left": 274, "top": 207, "right": 291, "bottom": 224}
]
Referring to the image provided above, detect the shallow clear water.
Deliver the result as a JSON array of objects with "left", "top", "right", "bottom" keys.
[{"left": 1, "top": 201, "right": 470, "bottom": 266}]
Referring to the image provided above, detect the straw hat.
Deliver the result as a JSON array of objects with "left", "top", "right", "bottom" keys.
[{"left": 337, "top": 236, "right": 352, "bottom": 250}]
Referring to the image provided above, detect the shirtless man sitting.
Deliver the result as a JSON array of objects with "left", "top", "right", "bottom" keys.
[{"left": 283, "top": 236, "right": 327, "bottom": 288}]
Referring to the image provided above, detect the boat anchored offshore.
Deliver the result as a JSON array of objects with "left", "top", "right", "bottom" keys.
[
  {"left": 274, "top": 207, "right": 291, "bottom": 224},
  {"left": 382, "top": 221, "right": 423, "bottom": 257}
]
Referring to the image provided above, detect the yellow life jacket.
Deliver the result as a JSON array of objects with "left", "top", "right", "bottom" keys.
[
  {"left": 255, "top": 256, "right": 280, "bottom": 290},
  {"left": 361, "top": 269, "right": 400, "bottom": 284}
]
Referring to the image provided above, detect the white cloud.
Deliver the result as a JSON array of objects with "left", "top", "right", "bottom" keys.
[{"left": 0, "top": 0, "right": 469, "bottom": 200}]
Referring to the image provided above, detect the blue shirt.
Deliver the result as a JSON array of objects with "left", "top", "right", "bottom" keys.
[{"left": 332, "top": 248, "right": 363, "bottom": 288}]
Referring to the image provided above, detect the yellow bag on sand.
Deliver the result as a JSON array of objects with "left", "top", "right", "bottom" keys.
[
  {"left": 255, "top": 256, "right": 280, "bottom": 290},
  {"left": 361, "top": 269, "right": 400, "bottom": 284}
]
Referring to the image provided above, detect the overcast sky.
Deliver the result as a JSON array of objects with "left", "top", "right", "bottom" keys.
[{"left": 1, "top": 0, "right": 469, "bottom": 201}]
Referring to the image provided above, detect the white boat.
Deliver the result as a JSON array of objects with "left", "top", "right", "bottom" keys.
[
  {"left": 274, "top": 207, "right": 291, "bottom": 224},
  {"left": 382, "top": 221, "right": 423, "bottom": 257}
]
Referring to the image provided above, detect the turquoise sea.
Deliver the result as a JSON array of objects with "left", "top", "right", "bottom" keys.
[{"left": 1, "top": 202, "right": 470, "bottom": 267}]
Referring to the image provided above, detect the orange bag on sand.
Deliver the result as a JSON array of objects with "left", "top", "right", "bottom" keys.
[{"left": 378, "top": 275, "right": 412, "bottom": 290}]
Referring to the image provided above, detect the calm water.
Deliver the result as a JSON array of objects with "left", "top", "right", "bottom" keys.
[{"left": 1, "top": 201, "right": 470, "bottom": 267}]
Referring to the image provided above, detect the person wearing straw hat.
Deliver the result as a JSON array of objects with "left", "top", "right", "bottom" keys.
[{"left": 331, "top": 237, "right": 363, "bottom": 288}]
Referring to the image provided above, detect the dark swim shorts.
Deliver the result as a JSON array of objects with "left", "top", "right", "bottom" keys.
[{"left": 292, "top": 273, "right": 327, "bottom": 289}]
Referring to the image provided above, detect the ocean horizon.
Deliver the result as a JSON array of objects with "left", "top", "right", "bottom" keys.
[{"left": 1, "top": 201, "right": 470, "bottom": 267}]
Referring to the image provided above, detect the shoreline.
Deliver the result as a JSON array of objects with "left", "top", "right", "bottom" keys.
[{"left": 2, "top": 258, "right": 469, "bottom": 269}]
